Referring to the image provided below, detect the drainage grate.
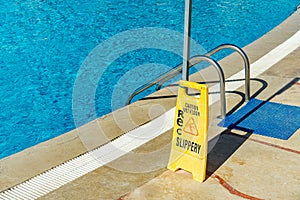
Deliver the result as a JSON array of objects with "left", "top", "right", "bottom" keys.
[{"left": 0, "top": 109, "right": 175, "bottom": 200}]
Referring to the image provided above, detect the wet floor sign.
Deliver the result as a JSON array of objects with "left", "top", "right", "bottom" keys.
[{"left": 168, "top": 80, "right": 208, "bottom": 182}]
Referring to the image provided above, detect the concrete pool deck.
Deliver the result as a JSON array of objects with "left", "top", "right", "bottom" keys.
[{"left": 1, "top": 8, "right": 300, "bottom": 200}]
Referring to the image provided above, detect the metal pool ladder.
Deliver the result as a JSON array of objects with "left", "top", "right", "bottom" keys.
[{"left": 126, "top": 44, "right": 250, "bottom": 119}]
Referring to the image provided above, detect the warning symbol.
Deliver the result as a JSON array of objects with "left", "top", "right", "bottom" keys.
[{"left": 183, "top": 117, "right": 198, "bottom": 136}]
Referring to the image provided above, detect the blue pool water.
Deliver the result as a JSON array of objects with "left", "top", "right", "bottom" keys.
[{"left": 0, "top": 0, "right": 299, "bottom": 159}]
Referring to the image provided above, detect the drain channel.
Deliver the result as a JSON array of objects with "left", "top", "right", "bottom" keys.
[{"left": 0, "top": 110, "right": 174, "bottom": 200}]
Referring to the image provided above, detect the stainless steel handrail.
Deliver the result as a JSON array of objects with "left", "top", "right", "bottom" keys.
[
  {"left": 125, "top": 67, "right": 182, "bottom": 105},
  {"left": 156, "top": 44, "right": 250, "bottom": 101},
  {"left": 126, "top": 44, "right": 250, "bottom": 118},
  {"left": 206, "top": 44, "right": 250, "bottom": 101},
  {"left": 188, "top": 55, "right": 226, "bottom": 118},
  {"left": 126, "top": 56, "right": 226, "bottom": 118},
  {"left": 126, "top": 55, "right": 207, "bottom": 105}
]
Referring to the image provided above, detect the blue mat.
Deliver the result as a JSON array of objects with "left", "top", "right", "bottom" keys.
[{"left": 218, "top": 98, "right": 300, "bottom": 140}]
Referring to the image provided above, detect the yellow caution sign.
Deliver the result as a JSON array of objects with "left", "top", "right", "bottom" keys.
[{"left": 168, "top": 80, "right": 208, "bottom": 182}]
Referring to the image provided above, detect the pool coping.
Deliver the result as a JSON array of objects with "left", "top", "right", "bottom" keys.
[{"left": 1, "top": 8, "right": 300, "bottom": 193}]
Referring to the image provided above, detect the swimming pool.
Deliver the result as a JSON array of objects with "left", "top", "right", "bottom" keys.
[{"left": 0, "top": 0, "right": 299, "bottom": 159}]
